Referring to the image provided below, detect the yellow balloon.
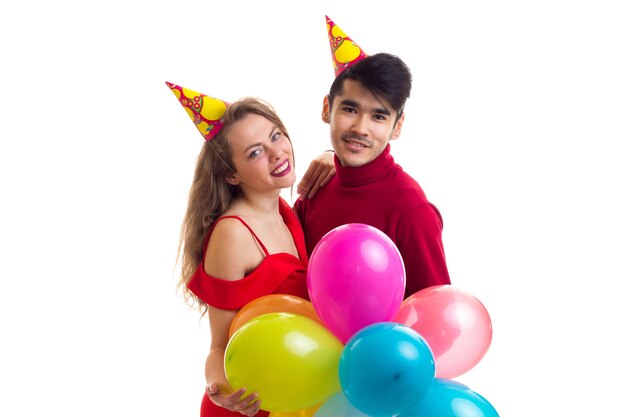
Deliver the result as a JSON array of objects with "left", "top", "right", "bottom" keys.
[
  {"left": 225, "top": 313, "right": 342, "bottom": 412},
  {"left": 269, "top": 402, "right": 321, "bottom": 417}
]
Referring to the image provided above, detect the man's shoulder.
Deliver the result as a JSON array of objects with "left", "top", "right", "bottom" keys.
[{"left": 386, "top": 164, "right": 428, "bottom": 201}]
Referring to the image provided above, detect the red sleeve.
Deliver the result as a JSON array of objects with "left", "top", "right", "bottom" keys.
[
  {"left": 187, "top": 262, "right": 290, "bottom": 310},
  {"left": 394, "top": 203, "right": 451, "bottom": 298}
]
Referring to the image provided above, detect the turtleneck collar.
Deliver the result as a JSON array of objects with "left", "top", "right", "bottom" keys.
[{"left": 334, "top": 144, "right": 396, "bottom": 187}]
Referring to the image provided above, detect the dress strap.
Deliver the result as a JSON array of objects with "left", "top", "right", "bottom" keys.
[{"left": 213, "top": 215, "right": 270, "bottom": 256}]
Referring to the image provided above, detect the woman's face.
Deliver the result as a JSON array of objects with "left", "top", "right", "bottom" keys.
[{"left": 226, "top": 113, "right": 296, "bottom": 193}]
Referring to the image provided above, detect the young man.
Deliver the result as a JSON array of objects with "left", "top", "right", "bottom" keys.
[{"left": 295, "top": 17, "right": 450, "bottom": 298}]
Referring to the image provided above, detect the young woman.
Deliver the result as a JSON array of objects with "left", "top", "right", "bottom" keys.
[{"left": 172, "top": 86, "right": 333, "bottom": 416}]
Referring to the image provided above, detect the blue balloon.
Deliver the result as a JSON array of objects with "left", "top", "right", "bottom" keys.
[
  {"left": 338, "top": 322, "right": 435, "bottom": 417},
  {"left": 399, "top": 378, "right": 500, "bottom": 417},
  {"left": 314, "top": 392, "right": 371, "bottom": 417}
]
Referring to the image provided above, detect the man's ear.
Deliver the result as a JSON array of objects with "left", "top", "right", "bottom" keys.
[
  {"left": 390, "top": 112, "right": 405, "bottom": 140},
  {"left": 321, "top": 96, "right": 331, "bottom": 124},
  {"left": 225, "top": 172, "right": 240, "bottom": 186}
]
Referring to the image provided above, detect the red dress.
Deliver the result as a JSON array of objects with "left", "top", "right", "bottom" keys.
[{"left": 187, "top": 198, "right": 309, "bottom": 417}]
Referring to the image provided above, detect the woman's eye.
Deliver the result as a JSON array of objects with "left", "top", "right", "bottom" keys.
[
  {"left": 249, "top": 149, "right": 261, "bottom": 158},
  {"left": 272, "top": 131, "right": 282, "bottom": 142}
]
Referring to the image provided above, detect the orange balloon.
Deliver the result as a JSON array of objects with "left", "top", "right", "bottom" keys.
[{"left": 229, "top": 294, "right": 321, "bottom": 338}]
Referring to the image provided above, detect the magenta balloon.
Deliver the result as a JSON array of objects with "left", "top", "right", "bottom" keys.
[
  {"left": 394, "top": 285, "right": 493, "bottom": 379},
  {"left": 307, "top": 223, "right": 406, "bottom": 344}
]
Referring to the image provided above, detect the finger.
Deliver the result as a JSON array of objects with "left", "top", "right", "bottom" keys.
[
  {"left": 223, "top": 388, "right": 247, "bottom": 401},
  {"left": 307, "top": 166, "right": 335, "bottom": 199},
  {"left": 240, "top": 398, "right": 261, "bottom": 416},
  {"left": 297, "top": 186, "right": 308, "bottom": 197},
  {"left": 298, "top": 163, "right": 324, "bottom": 194},
  {"left": 306, "top": 165, "right": 326, "bottom": 192},
  {"left": 206, "top": 383, "right": 219, "bottom": 396},
  {"left": 307, "top": 177, "right": 323, "bottom": 199},
  {"left": 297, "top": 164, "right": 316, "bottom": 193},
  {"left": 319, "top": 168, "right": 336, "bottom": 188},
  {"left": 238, "top": 392, "right": 259, "bottom": 409},
  {"left": 212, "top": 388, "right": 246, "bottom": 408},
  {"left": 228, "top": 391, "right": 258, "bottom": 413}
]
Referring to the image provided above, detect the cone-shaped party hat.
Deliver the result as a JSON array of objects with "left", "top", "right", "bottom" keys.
[
  {"left": 165, "top": 81, "right": 229, "bottom": 142},
  {"left": 326, "top": 15, "right": 368, "bottom": 77}
]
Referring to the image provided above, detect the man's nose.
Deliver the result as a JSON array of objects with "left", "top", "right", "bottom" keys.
[{"left": 351, "top": 115, "right": 369, "bottom": 137}]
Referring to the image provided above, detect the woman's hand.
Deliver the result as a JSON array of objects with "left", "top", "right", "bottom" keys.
[
  {"left": 206, "top": 383, "right": 261, "bottom": 416},
  {"left": 297, "top": 151, "right": 335, "bottom": 200}
]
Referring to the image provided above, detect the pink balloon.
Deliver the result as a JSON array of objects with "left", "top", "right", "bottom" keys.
[
  {"left": 307, "top": 223, "right": 406, "bottom": 344},
  {"left": 394, "top": 285, "right": 492, "bottom": 379}
]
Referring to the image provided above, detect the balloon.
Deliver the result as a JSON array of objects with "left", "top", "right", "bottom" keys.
[
  {"left": 225, "top": 312, "right": 342, "bottom": 412},
  {"left": 399, "top": 378, "right": 499, "bottom": 417},
  {"left": 308, "top": 223, "right": 406, "bottom": 343},
  {"left": 314, "top": 392, "right": 371, "bottom": 417},
  {"left": 270, "top": 402, "right": 321, "bottom": 417},
  {"left": 338, "top": 322, "right": 435, "bottom": 417},
  {"left": 229, "top": 294, "right": 321, "bottom": 337},
  {"left": 394, "top": 285, "right": 492, "bottom": 379}
]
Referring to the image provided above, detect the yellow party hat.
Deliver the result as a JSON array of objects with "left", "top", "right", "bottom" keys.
[
  {"left": 165, "top": 82, "right": 229, "bottom": 142},
  {"left": 326, "top": 15, "right": 368, "bottom": 77}
]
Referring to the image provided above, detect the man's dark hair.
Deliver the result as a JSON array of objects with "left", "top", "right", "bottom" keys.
[{"left": 328, "top": 53, "right": 412, "bottom": 121}]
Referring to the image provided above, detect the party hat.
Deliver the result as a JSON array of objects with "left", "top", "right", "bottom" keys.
[
  {"left": 165, "top": 81, "right": 229, "bottom": 142},
  {"left": 326, "top": 15, "right": 368, "bottom": 77}
]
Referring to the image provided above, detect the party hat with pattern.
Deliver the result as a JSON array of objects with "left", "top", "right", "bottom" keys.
[
  {"left": 166, "top": 81, "right": 229, "bottom": 142},
  {"left": 326, "top": 15, "right": 368, "bottom": 77}
]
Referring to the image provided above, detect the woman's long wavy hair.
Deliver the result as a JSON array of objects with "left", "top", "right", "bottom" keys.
[{"left": 176, "top": 97, "right": 291, "bottom": 315}]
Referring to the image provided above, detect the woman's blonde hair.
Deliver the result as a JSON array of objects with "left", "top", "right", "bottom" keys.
[{"left": 176, "top": 97, "right": 292, "bottom": 315}]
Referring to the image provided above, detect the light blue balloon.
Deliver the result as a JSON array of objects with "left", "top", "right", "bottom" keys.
[
  {"left": 400, "top": 378, "right": 500, "bottom": 417},
  {"left": 338, "top": 322, "right": 435, "bottom": 417},
  {"left": 314, "top": 392, "right": 371, "bottom": 417}
]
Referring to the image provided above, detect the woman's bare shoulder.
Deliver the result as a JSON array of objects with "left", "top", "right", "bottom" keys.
[{"left": 203, "top": 217, "right": 261, "bottom": 280}]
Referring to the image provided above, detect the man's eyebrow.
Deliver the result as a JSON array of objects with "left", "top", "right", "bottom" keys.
[
  {"left": 339, "top": 98, "right": 360, "bottom": 108},
  {"left": 372, "top": 106, "right": 391, "bottom": 116},
  {"left": 339, "top": 99, "right": 391, "bottom": 116}
]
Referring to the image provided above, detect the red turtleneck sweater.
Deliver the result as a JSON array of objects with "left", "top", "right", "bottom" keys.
[{"left": 294, "top": 145, "right": 450, "bottom": 298}]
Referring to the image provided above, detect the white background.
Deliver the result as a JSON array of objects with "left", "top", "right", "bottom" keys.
[{"left": 1, "top": 1, "right": 625, "bottom": 416}]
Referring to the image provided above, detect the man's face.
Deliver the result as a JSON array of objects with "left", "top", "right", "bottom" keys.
[{"left": 323, "top": 79, "right": 404, "bottom": 167}]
